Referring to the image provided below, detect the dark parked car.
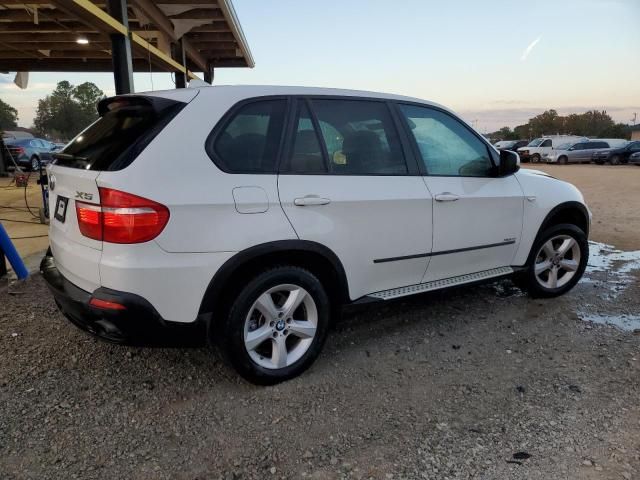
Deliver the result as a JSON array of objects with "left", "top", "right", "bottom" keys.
[
  {"left": 494, "top": 140, "right": 529, "bottom": 154},
  {"left": 5, "top": 137, "right": 59, "bottom": 171},
  {"left": 592, "top": 141, "right": 640, "bottom": 165}
]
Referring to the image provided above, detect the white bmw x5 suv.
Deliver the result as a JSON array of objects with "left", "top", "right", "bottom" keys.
[{"left": 42, "top": 85, "right": 591, "bottom": 384}]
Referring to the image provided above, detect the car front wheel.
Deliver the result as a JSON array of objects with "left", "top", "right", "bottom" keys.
[
  {"left": 213, "top": 266, "right": 330, "bottom": 384},
  {"left": 520, "top": 224, "right": 588, "bottom": 298}
]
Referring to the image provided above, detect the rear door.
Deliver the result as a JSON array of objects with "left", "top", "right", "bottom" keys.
[
  {"left": 48, "top": 92, "right": 194, "bottom": 291},
  {"left": 278, "top": 97, "right": 433, "bottom": 300},
  {"left": 395, "top": 103, "right": 524, "bottom": 282}
]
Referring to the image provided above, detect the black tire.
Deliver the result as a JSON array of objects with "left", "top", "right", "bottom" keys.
[
  {"left": 531, "top": 154, "right": 541, "bottom": 163},
  {"left": 595, "top": 160, "right": 604, "bottom": 165},
  {"left": 519, "top": 224, "right": 589, "bottom": 298},
  {"left": 610, "top": 155, "right": 621, "bottom": 165},
  {"left": 211, "top": 266, "right": 331, "bottom": 385},
  {"left": 558, "top": 156, "right": 568, "bottom": 165},
  {"left": 30, "top": 156, "right": 40, "bottom": 172}
]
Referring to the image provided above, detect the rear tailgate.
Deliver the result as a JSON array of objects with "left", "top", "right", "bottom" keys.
[
  {"left": 48, "top": 166, "right": 102, "bottom": 291},
  {"left": 47, "top": 88, "right": 197, "bottom": 292}
]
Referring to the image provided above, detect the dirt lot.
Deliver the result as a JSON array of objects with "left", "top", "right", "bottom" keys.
[
  {"left": 0, "top": 175, "right": 50, "bottom": 267},
  {"left": 522, "top": 164, "right": 640, "bottom": 250},
  {"left": 1, "top": 164, "right": 639, "bottom": 480}
]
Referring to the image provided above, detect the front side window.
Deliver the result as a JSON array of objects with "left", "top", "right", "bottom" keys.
[
  {"left": 627, "top": 142, "right": 640, "bottom": 151},
  {"left": 398, "top": 104, "right": 493, "bottom": 177},
  {"left": 541, "top": 139, "right": 552, "bottom": 147},
  {"left": 213, "top": 100, "right": 286, "bottom": 173},
  {"left": 309, "top": 99, "right": 407, "bottom": 175}
]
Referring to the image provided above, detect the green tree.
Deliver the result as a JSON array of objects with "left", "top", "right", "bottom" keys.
[
  {"left": 529, "top": 109, "right": 562, "bottom": 137},
  {"left": 32, "top": 80, "right": 104, "bottom": 140},
  {"left": 0, "top": 98, "right": 18, "bottom": 129}
]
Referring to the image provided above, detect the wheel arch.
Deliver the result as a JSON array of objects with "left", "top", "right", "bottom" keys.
[
  {"left": 198, "top": 240, "right": 350, "bottom": 321},
  {"left": 524, "top": 201, "right": 590, "bottom": 265}
]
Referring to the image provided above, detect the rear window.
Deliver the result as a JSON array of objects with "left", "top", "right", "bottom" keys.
[{"left": 53, "top": 96, "right": 185, "bottom": 171}]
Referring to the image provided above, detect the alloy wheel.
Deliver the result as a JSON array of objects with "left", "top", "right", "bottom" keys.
[
  {"left": 534, "top": 235, "right": 581, "bottom": 289},
  {"left": 243, "top": 284, "right": 318, "bottom": 370}
]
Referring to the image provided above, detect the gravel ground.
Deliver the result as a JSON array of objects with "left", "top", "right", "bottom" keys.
[{"left": 1, "top": 241, "right": 639, "bottom": 480}]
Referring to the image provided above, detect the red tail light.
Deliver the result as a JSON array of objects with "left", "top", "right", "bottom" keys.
[{"left": 75, "top": 188, "right": 169, "bottom": 243}]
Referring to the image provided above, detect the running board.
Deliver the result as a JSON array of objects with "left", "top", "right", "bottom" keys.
[{"left": 368, "top": 267, "right": 514, "bottom": 301}]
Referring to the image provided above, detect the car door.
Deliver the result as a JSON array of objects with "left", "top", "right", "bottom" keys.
[
  {"left": 395, "top": 103, "right": 524, "bottom": 282},
  {"left": 625, "top": 141, "right": 640, "bottom": 161},
  {"left": 278, "top": 97, "right": 433, "bottom": 300},
  {"left": 566, "top": 143, "right": 584, "bottom": 163}
]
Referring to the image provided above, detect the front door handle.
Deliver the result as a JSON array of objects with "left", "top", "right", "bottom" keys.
[
  {"left": 434, "top": 192, "right": 460, "bottom": 202},
  {"left": 294, "top": 196, "right": 331, "bottom": 206}
]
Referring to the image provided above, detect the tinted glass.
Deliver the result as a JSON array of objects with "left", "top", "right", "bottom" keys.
[
  {"left": 628, "top": 142, "right": 640, "bottom": 151},
  {"left": 57, "top": 98, "right": 184, "bottom": 171},
  {"left": 541, "top": 139, "right": 552, "bottom": 147},
  {"left": 399, "top": 104, "right": 492, "bottom": 177},
  {"left": 286, "top": 103, "right": 326, "bottom": 173},
  {"left": 310, "top": 99, "right": 407, "bottom": 175},
  {"left": 214, "top": 100, "right": 286, "bottom": 173}
]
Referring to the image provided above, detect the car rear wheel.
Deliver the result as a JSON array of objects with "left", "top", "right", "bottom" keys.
[
  {"left": 558, "top": 156, "right": 568, "bottom": 165},
  {"left": 518, "top": 224, "right": 588, "bottom": 298},
  {"left": 610, "top": 155, "right": 621, "bottom": 165},
  {"left": 212, "top": 266, "right": 330, "bottom": 385},
  {"left": 30, "top": 156, "right": 40, "bottom": 171}
]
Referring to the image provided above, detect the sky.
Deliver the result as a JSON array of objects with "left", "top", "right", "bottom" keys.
[{"left": 1, "top": 0, "right": 639, "bottom": 132}]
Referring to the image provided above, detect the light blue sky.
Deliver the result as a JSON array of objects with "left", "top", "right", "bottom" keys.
[{"left": 1, "top": 0, "right": 639, "bottom": 131}]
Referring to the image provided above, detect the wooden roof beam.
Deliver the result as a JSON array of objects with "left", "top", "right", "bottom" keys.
[{"left": 129, "top": 0, "right": 208, "bottom": 71}]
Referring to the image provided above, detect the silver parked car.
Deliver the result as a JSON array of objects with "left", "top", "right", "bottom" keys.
[
  {"left": 544, "top": 140, "right": 610, "bottom": 164},
  {"left": 629, "top": 151, "right": 640, "bottom": 165}
]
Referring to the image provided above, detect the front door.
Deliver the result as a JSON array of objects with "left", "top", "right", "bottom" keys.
[
  {"left": 395, "top": 104, "right": 524, "bottom": 282},
  {"left": 278, "top": 98, "right": 433, "bottom": 300}
]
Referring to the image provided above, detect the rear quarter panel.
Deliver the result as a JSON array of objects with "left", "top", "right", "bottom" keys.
[{"left": 95, "top": 88, "right": 298, "bottom": 253}]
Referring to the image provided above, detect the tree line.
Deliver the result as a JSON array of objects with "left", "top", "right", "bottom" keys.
[
  {"left": 490, "top": 109, "right": 630, "bottom": 141},
  {"left": 0, "top": 80, "right": 105, "bottom": 140}
]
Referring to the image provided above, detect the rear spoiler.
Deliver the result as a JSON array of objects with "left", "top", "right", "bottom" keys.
[{"left": 97, "top": 95, "right": 184, "bottom": 117}]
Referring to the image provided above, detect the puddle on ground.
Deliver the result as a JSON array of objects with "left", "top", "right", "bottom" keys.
[
  {"left": 583, "top": 241, "right": 640, "bottom": 299},
  {"left": 579, "top": 241, "right": 640, "bottom": 331},
  {"left": 579, "top": 313, "right": 640, "bottom": 332}
]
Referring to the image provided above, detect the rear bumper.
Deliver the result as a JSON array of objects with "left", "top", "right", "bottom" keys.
[{"left": 40, "top": 251, "right": 171, "bottom": 344}]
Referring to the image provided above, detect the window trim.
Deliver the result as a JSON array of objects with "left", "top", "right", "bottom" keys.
[
  {"left": 280, "top": 95, "right": 418, "bottom": 176},
  {"left": 393, "top": 101, "right": 499, "bottom": 178},
  {"left": 204, "top": 95, "right": 291, "bottom": 175}
]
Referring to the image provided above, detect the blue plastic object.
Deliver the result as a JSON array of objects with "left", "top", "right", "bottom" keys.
[{"left": 0, "top": 222, "right": 29, "bottom": 279}]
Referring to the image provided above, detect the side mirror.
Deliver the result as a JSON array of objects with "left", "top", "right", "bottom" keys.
[{"left": 498, "top": 149, "right": 520, "bottom": 176}]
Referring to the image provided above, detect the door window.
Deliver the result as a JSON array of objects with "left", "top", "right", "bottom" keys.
[
  {"left": 540, "top": 139, "right": 552, "bottom": 147},
  {"left": 309, "top": 99, "right": 408, "bottom": 175},
  {"left": 211, "top": 99, "right": 286, "bottom": 173},
  {"left": 398, "top": 104, "right": 493, "bottom": 177},
  {"left": 286, "top": 102, "right": 326, "bottom": 173}
]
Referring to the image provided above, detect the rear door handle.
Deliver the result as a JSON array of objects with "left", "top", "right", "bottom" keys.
[
  {"left": 434, "top": 192, "right": 460, "bottom": 202},
  {"left": 293, "top": 196, "right": 331, "bottom": 206}
]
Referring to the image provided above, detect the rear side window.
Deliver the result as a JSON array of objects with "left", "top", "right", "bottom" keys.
[
  {"left": 309, "top": 99, "right": 407, "bottom": 175},
  {"left": 55, "top": 97, "right": 185, "bottom": 171},
  {"left": 210, "top": 100, "right": 286, "bottom": 173},
  {"left": 285, "top": 102, "right": 326, "bottom": 173}
]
